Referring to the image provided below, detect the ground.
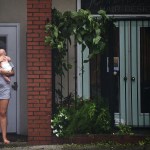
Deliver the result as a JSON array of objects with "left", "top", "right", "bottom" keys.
[{"left": 0, "top": 133, "right": 149, "bottom": 150}]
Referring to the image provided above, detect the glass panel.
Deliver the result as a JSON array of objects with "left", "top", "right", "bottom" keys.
[
  {"left": 90, "top": 26, "right": 120, "bottom": 111},
  {"left": 90, "top": 54, "right": 101, "bottom": 98},
  {"left": 0, "top": 36, "right": 7, "bottom": 50},
  {"left": 113, "top": 27, "right": 119, "bottom": 113},
  {"left": 140, "top": 27, "right": 150, "bottom": 113},
  {"left": 81, "top": 0, "right": 150, "bottom": 14}
]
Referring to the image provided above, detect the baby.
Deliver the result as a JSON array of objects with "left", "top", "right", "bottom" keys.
[{"left": 0, "top": 49, "right": 12, "bottom": 82}]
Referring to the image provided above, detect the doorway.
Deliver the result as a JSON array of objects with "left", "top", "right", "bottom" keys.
[
  {"left": 114, "top": 20, "right": 150, "bottom": 127},
  {"left": 0, "top": 24, "right": 20, "bottom": 132}
]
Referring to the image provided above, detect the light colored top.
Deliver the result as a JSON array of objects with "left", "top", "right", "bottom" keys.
[{"left": 0, "top": 62, "right": 14, "bottom": 99}]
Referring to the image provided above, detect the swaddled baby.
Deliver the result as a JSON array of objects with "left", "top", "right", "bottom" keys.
[{"left": 0, "top": 49, "right": 12, "bottom": 82}]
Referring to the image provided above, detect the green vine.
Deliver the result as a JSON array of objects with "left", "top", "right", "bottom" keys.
[{"left": 45, "top": 8, "right": 110, "bottom": 76}]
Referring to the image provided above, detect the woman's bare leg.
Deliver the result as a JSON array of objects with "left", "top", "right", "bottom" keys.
[{"left": 0, "top": 99, "right": 10, "bottom": 144}]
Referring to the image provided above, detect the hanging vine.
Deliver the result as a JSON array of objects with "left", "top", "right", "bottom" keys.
[{"left": 45, "top": 8, "right": 111, "bottom": 76}]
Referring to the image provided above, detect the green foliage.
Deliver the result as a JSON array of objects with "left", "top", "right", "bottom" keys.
[
  {"left": 94, "top": 108, "right": 111, "bottom": 133},
  {"left": 47, "top": 9, "right": 112, "bottom": 137},
  {"left": 45, "top": 8, "right": 110, "bottom": 76},
  {"left": 51, "top": 98, "right": 112, "bottom": 137},
  {"left": 139, "top": 138, "right": 150, "bottom": 146},
  {"left": 51, "top": 108, "right": 70, "bottom": 137},
  {"left": 117, "top": 124, "right": 133, "bottom": 135},
  {"left": 65, "top": 101, "right": 96, "bottom": 135}
]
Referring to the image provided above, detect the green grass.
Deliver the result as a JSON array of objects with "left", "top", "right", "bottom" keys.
[{"left": 62, "top": 142, "right": 150, "bottom": 150}]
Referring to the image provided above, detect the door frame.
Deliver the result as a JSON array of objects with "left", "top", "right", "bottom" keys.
[{"left": 0, "top": 23, "right": 20, "bottom": 133}]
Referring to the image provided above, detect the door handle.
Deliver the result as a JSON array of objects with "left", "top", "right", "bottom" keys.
[
  {"left": 12, "top": 82, "right": 18, "bottom": 91},
  {"left": 131, "top": 77, "right": 135, "bottom": 81},
  {"left": 124, "top": 76, "right": 127, "bottom": 81}
]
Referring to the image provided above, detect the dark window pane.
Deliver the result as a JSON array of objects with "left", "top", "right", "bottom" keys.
[
  {"left": 140, "top": 27, "right": 150, "bottom": 113},
  {"left": 0, "top": 36, "right": 7, "bottom": 50},
  {"left": 81, "top": 0, "right": 150, "bottom": 14},
  {"left": 113, "top": 27, "right": 119, "bottom": 113},
  {"left": 90, "top": 27, "right": 119, "bottom": 112}
]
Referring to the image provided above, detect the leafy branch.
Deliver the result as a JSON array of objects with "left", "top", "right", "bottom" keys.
[{"left": 45, "top": 8, "right": 110, "bottom": 76}]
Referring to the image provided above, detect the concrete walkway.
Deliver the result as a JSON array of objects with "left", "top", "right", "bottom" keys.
[
  {"left": 0, "top": 142, "right": 63, "bottom": 150},
  {"left": 1, "top": 145, "right": 150, "bottom": 150},
  {"left": 0, "top": 143, "right": 150, "bottom": 150},
  {"left": 0, "top": 145, "right": 63, "bottom": 150}
]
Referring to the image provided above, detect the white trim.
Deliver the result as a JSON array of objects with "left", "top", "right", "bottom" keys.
[
  {"left": 16, "top": 24, "right": 20, "bottom": 134},
  {"left": 76, "top": 0, "right": 81, "bottom": 10},
  {"left": 77, "top": 44, "right": 90, "bottom": 99},
  {"left": 0, "top": 23, "right": 20, "bottom": 134},
  {"left": 93, "top": 14, "right": 150, "bottom": 18},
  {"left": 108, "top": 14, "right": 150, "bottom": 17}
]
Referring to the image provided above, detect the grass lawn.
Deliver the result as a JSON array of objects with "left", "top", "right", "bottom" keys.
[{"left": 62, "top": 143, "right": 150, "bottom": 150}]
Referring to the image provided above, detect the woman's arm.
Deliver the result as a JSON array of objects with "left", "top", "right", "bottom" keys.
[{"left": 0, "top": 68, "right": 15, "bottom": 77}]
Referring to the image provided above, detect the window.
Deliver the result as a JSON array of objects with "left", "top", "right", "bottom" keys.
[{"left": 0, "top": 36, "right": 7, "bottom": 50}]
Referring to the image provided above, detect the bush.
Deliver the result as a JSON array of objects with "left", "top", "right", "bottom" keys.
[
  {"left": 51, "top": 98, "right": 112, "bottom": 137},
  {"left": 51, "top": 108, "right": 70, "bottom": 137}
]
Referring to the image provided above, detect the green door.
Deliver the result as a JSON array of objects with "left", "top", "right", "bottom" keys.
[{"left": 114, "top": 20, "right": 150, "bottom": 127}]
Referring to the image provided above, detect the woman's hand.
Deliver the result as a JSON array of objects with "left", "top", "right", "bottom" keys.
[
  {"left": 0, "top": 56, "right": 4, "bottom": 62},
  {"left": 0, "top": 68, "right": 14, "bottom": 77}
]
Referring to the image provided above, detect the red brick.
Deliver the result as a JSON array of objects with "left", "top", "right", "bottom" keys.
[
  {"left": 28, "top": 112, "right": 33, "bottom": 116},
  {"left": 28, "top": 100, "right": 39, "bottom": 104},
  {"left": 27, "top": 13, "right": 33, "bottom": 17},
  {"left": 27, "top": 91, "right": 40, "bottom": 96},
  {"left": 33, "top": 104, "right": 45, "bottom": 108},
  {"left": 28, "top": 116, "right": 39, "bottom": 120},
  {"left": 28, "top": 67, "right": 39, "bottom": 71},
  {"left": 28, "top": 107, "right": 39, "bottom": 112},
  {"left": 39, "top": 123, "right": 50, "bottom": 129},
  {"left": 28, "top": 123, "right": 40, "bottom": 129},
  {"left": 34, "top": 71, "right": 46, "bottom": 75},
  {"left": 27, "top": 0, "right": 52, "bottom": 145},
  {"left": 28, "top": 137, "right": 34, "bottom": 141},
  {"left": 39, "top": 131, "right": 51, "bottom": 137},
  {"left": 40, "top": 107, "right": 50, "bottom": 112},
  {"left": 28, "top": 131, "right": 40, "bottom": 136},
  {"left": 28, "top": 75, "right": 39, "bottom": 78},
  {"left": 34, "top": 111, "right": 47, "bottom": 116},
  {"left": 34, "top": 87, "right": 46, "bottom": 91},
  {"left": 33, "top": 137, "right": 47, "bottom": 141},
  {"left": 28, "top": 16, "right": 39, "bottom": 21}
]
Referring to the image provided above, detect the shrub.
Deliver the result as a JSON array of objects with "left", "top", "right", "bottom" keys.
[
  {"left": 51, "top": 98, "right": 112, "bottom": 137},
  {"left": 51, "top": 108, "right": 70, "bottom": 137}
]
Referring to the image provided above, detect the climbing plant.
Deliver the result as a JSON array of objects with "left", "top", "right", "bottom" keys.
[{"left": 45, "top": 8, "right": 111, "bottom": 76}]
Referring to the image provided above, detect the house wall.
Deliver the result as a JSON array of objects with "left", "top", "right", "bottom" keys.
[
  {"left": 52, "top": 0, "right": 76, "bottom": 11},
  {"left": 0, "top": 0, "right": 27, "bottom": 135},
  {"left": 27, "top": 0, "right": 52, "bottom": 145}
]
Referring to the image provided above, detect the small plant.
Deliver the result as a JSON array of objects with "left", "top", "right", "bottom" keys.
[
  {"left": 94, "top": 108, "right": 111, "bottom": 133},
  {"left": 117, "top": 124, "right": 133, "bottom": 135},
  {"left": 51, "top": 108, "right": 70, "bottom": 137},
  {"left": 139, "top": 137, "right": 150, "bottom": 146},
  {"left": 65, "top": 100, "right": 97, "bottom": 135},
  {"left": 65, "top": 98, "right": 112, "bottom": 136},
  {"left": 51, "top": 97, "right": 112, "bottom": 137}
]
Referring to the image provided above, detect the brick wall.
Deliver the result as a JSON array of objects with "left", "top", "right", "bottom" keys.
[{"left": 27, "top": 0, "right": 52, "bottom": 145}]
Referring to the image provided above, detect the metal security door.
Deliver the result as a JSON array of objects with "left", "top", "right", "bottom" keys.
[
  {"left": 0, "top": 24, "right": 18, "bottom": 132},
  {"left": 115, "top": 20, "right": 150, "bottom": 127}
]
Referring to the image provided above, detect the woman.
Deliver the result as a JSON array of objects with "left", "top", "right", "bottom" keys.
[{"left": 0, "top": 49, "right": 14, "bottom": 144}]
